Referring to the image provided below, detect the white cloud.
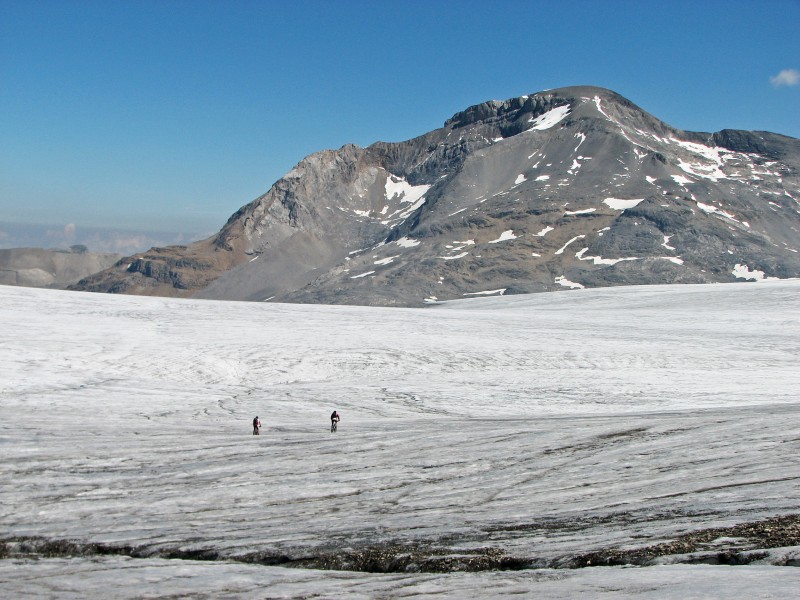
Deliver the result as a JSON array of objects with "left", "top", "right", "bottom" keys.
[{"left": 770, "top": 68, "right": 800, "bottom": 87}]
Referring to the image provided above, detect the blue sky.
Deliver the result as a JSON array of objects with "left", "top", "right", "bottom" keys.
[{"left": 1, "top": 0, "right": 798, "bottom": 248}]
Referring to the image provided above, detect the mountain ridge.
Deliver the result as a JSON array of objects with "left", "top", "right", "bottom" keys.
[{"left": 72, "top": 85, "right": 800, "bottom": 305}]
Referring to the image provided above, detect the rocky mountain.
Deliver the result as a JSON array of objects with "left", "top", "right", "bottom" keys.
[
  {"left": 1, "top": 247, "right": 119, "bottom": 289},
  {"left": 71, "top": 86, "right": 800, "bottom": 305}
]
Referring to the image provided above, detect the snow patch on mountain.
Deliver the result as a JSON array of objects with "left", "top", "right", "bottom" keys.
[
  {"left": 463, "top": 288, "right": 506, "bottom": 296},
  {"left": 678, "top": 159, "right": 727, "bottom": 182},
  {"left": 385, "top": 176, "right": 431, "bottom": 204},
  {"left": 440, "top": 252, "right": 468, "bottom": 261},
  {"left": 395, "top": 237, "right": 420, "bottom": 248},
  {"left": 488, "top": 230, "right": 517, "bottom": 244},
  {"left": 575, "top": 248, "right": 639, "bottom": 266},
  {"left": 535, "top": 226, "right": 555, "bottom": 237},
  {"left": 672, "top": 174, "right": 693, "bottom": 186},
  {"left": 555, "top": 235, "right": 586, "bottom": 255},
  {"left": 696, "top": 201, "right": 747, "bottom": 226},
  {"left": 732, "top": 264, "right": 778, "bottom": 281},
  {"left": 528, "top": 105, "right": 571, "bottom": 130},
  {"left": 604, "top": 198, "right": 645, "bottom": 210},
  {"left": 555, "top": 275, "right": 584, "bottom": 289},
  {"left": 592, "top": 95, "right": 611, "bottom": 120}
]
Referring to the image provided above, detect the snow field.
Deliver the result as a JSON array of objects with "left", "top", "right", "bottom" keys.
[{"left": 2, "top": 281, "right": 800, "bottom": 597}]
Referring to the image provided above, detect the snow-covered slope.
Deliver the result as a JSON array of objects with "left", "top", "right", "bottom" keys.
[{"left": 2, "top": 282, "right": 799, "bottom": 597}]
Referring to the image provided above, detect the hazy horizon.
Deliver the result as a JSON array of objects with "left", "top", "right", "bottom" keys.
[{"left": 0, "top": 219, "right": 214, "bottom": 255}]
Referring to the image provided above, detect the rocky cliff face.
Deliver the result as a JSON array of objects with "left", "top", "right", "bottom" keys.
[{"left": 72, "top": 85, "right": 800, "bottom": 305}]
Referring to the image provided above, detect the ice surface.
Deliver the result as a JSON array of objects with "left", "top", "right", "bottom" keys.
[
  {"left": 2, "top": 282, "right": 800, "bottom": 597},
  {"left": 2, "top": 557, "right": 799, "bottom": 599}
]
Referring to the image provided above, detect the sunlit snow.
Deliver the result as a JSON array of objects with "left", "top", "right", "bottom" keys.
[
  {"left": 592, "top": 95, "right": 611, "bottom": 120},
  {"left": 672, "top": 174, "right": 693, "bottom": 186},
  {"left": 732, "top": 263, "right": 777, "bottom": 281},
  {"left": 555, "top": 235, "right": 585, "bottom": 255},
  {"left": 385, "top": 175, "right": 431, "bottom": 204},
  {"left": 603, "top": 198, "right": 645, "bottom": 210},
  {"left": 2, "top": 281, "right": 800, "bottom": 598},
  {"left": 554, "top": 275, "right": 584, "bottom": 289},
  {"left": 527, "top": 105, "right": 571, "bottom": 131},
  {"left": 488, "top": 230, "right": 517, "bottom": 243},
  {"left": 535, "top": 226, "right": 555, "bottom": 237},
  {"left": 394, "top": 236, "right": 420, "bottom": 248},
  {"left": 462, "top": 289, "right": 506, "bottom": 296},
  {"left": 439, "top": 252, "right": 469, "bottom": 260},
  {"left": 696, "top": 201, "right": 745, "bottom": 225}
]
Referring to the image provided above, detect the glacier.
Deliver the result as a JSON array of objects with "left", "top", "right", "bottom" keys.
[{"left": 1, "top": 281, "right": 799, "bottom": 598}]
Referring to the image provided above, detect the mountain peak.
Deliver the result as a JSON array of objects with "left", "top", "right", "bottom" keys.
[
  {"left": 72, "top": 86, "right": 800, "bottom": 306},
  {"left": 443, "top": 86, "right": 622, "bottom": 127}
]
